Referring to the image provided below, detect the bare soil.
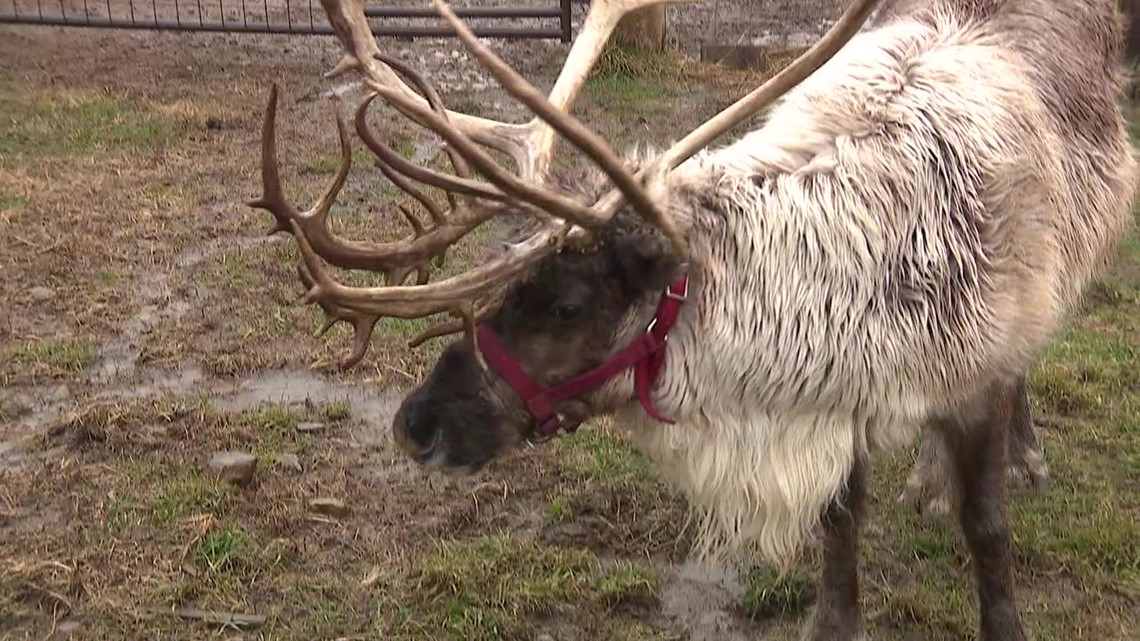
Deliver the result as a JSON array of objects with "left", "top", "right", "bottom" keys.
[{"left": 2, "top": 3, "right": 1138, "bottom": 641}]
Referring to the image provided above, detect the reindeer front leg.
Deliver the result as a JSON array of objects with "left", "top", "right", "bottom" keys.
[{"left": 801, "top": 458, "right": 867, "bottom": 641}]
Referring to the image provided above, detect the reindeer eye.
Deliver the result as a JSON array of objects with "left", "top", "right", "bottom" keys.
[{"left": 554, "top": 303, "right": 582, "bottom": 321}]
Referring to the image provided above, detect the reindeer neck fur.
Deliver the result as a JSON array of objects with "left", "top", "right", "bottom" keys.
[{"left": 591, "top": 0, "right": 1137, "bottom": 569}]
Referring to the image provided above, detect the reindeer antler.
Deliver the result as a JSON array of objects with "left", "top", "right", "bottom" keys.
[{"left": 252, "top": 0, "right": 880, "bottom": 370}]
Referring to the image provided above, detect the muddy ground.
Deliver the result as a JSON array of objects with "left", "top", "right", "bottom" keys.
[{"left": 1, "top": 2, "right": 1139, "bottom": 640}]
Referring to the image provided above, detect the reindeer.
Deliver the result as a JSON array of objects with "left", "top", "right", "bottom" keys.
[{"left": 248, "top": 0, "right": 1137, "bottom": 637}]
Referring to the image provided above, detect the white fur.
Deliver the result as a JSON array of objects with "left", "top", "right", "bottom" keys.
[{"left": 596, "top": 7, "right": 1137, "bottom": 569}]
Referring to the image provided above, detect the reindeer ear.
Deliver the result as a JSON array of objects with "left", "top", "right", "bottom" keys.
[{"left": 610, "top": 226, "right": 682, "bottom": 297}]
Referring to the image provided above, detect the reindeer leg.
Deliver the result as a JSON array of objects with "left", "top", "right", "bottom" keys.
[
  {"left": 1005, "top": 373, "right": 1050, "bottom": 492},
  {"left": 942, "top": 378, "right": 1029, "bottom": 641},
  {"left": 801, "top": 458, "right": 867, "bottom": 641},
  {"left": 901, "top": 372, "right": 1047, "bottom": 518},
  {"left": 898, "top": 425, "right": 954, "bottom": 519}
]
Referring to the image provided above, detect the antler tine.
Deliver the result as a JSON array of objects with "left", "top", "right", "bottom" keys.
[
  {"left": 297, "top": 263, "right": 382, "bottom": 369},
  {"left": 374, "top": 51, "right": 474, "bottom": 186},
  {"left": 373, "top": 152, "right": 448, "bottom": 230},
  {"left": 249, "top": 86, "right": 516, "bottom": 283},
  {"left": 290, "top": 212, "right": 576, "bottom": 314},
  {"left": 246, "top": 83, "right": 307, "bottom": 236},
  {"left": 319, "top": 0, "right": 535, "bottom": 168},
  {"left": 510, "top": 0, "right": 706, "bottom": 177},
  {"left": 594, "top": 0, "right": 880, "bottom": 218},
  {"left": 432, "top": 0, "right": 686, "bottom": 257},
  {"left": 407, "top": 296, "right": 499, "bottom": 348},
  {"left": 365, "top": 74, "right": 627, "bottom": 233},
  {"left": 353, "top": 95, "right": 508, "bottom": 204}
]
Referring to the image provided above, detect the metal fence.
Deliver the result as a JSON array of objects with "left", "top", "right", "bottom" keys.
[{"left": 0, "top": 0, "right": 577, "bottom": 40}]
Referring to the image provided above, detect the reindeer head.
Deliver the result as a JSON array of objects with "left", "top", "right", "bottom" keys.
[{"left": 251, "top": 0, "right": 878, "bottom": 472}]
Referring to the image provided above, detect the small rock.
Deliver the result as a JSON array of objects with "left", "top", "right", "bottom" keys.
[
  {"left": 28, "top": 286, "right": 56, "bottom": 301},
  {"left": 295, "top": 421, "right": 327, "bottom": 433},
  {"left": 55, "top": 619, "right": 83, "bottom": 635},
  {"left": 275, "top": 452, "right": 302, "bottom": 473},
  {"left": 535, "top": 634, "right": 554, "bottom": 641},
  {"left": 205, "top": 117, "right": 224, "bottom": 130},
  {"left": 207, "top": 451, "right": 257, "bottom": 487},
  {"left": 309, "top": 497, "right": 350, "bottom": 518}
]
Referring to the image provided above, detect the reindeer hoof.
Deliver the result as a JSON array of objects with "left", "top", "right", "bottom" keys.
[
  {"left": 898, "top": 461, "right": 953, "bottom": 520},
  {"left": 1007, "top": 446, "right": 1051, "bottom": 494},
  {"left": 798, "top": 605, "right": 866, "bottom": 641}
]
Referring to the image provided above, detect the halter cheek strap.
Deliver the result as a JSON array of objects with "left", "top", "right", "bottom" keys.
[{"left": 475, "top": 274, "right": 689, "bottom": 437}]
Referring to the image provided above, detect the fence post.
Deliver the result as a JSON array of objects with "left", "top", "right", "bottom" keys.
[{"left": 559, "top": 0, "right": 573, "bottom": 42}]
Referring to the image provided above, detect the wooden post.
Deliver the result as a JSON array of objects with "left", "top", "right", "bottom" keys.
[{"left": 612, "top": 5, "right": 667, "bottom": 50}]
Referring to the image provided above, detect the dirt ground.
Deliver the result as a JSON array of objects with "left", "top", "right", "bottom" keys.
[{"left": 1, "top": 2, "right": 1139, "bottom": 640}]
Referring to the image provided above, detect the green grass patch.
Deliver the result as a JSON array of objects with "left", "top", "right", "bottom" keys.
[
  {"left": 234, "top": 402, "right": 301, "bottom": 457},
  {"left": 0, "top": 90, "right": 181, "bottom": 160},
  {"left": 375, "top": 533, "right": 659, "bottom": 640},
  {"left": 195, "top": 525, "right": 253, "bottom": 574},
  {"left": 12, "top": 336, "right": 97, "bottom": 373},
  {"left": 0, "top": 192, "right": 24, "bottom": 211},
  {"left": 874, "top": 570, "right": 974, "bottom": 640},
  {"left": 303, "top": 146, "right": 374, "bottom": 175},
  {"left": 319, "top": 398, "right": 352, "bottom": 422},
  {"left": 553, "top": 423, "right": 654, "bottom": 484},
  {"left": 545, "top": 496, "right": 574, "bottom": 523},
  {"left": 584, "top": 73, "right": 669, "bottom": 113},
  {"left": 739, "top": 566, "right": 815, "bottom": 620},
  {"left": 591, "top": 43, "right": 683, "bottom": 81},
  {"left": 211, "top": 250, "right": 257, "bottom": 289},
  {"left": 108, "top": 460, "right": 231, "bottom": 528}
]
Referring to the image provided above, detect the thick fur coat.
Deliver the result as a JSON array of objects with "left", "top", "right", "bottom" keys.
[{"left": 595, "top": 0, "right": 1136, "bottom": 567}]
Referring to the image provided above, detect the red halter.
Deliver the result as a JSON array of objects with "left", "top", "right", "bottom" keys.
[{"left": 475, "top": 274, "right": 690, "bottom": 438}]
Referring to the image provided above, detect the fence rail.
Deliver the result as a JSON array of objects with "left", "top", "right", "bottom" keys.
[{"left": 0, "top": 0, "right": 577, "bottom": 40}]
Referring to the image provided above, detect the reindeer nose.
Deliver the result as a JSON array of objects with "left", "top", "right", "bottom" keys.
[{"left": 392, "top": 399, "right": 439, "bottom": 463}]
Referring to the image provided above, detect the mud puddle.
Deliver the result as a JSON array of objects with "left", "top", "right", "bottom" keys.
[
  {"left": 659, "top": 560, "right": 754, "bottom": 641},
  {"left": 93, "top": 232, "right": 279, "bottom": 384},
  {"left": 214, "top": 367, "right": 402, "bottom": 429}
]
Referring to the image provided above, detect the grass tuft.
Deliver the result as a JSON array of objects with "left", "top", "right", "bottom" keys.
[
  {"left": 376, "top": 533, "right": 660, "bottom": 640},
  {"left": 195, "top": 525, "right": 253, "bottom": 574},
  {"left": 554, "top": 423, "right": 654, "bottom": 484},
  {"left": 0, "top": 91, "right": 181, "bottom": 160},
  {"left": 739, "top": 566, "right": 815, "bottom": 619},
  {"left": 12, "top": 336, "right": 97, "bottom": 374}
]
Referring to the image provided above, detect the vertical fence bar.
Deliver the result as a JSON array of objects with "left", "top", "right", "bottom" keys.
[{"left": 559, "top": 0, "right": 571, "bottom": 42}]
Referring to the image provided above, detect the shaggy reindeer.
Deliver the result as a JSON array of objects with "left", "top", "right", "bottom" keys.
[{"left": 249, "top": 0, "right": 1137, "bottom": 637}]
